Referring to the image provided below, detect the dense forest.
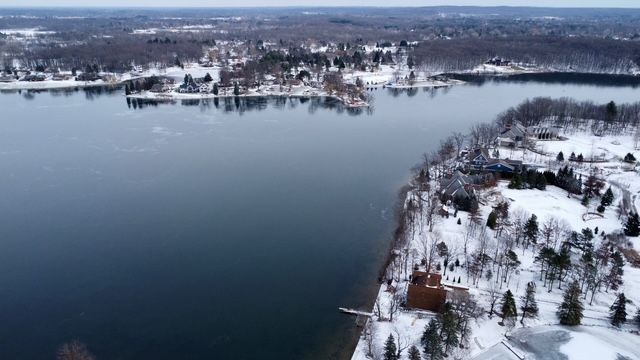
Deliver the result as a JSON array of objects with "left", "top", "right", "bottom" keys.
[{"left": 2, "top": 7, "right": 640, "bottom": 73}]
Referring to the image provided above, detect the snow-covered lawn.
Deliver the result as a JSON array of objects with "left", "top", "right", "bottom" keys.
[{"left": 352, "top": 128, "right": 640, "bottom": 360}]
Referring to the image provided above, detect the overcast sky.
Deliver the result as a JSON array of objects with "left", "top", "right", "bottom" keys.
[{"left": 1, "top": 0, "right": 639, "bottom": 8}]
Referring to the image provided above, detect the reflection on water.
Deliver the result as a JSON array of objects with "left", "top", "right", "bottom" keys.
[
  {"left": 1, "top": 74, "right": 640, "bottom": 360},
  {"left": 125, "top": 95, "right": 376, "bottom": 116},
  {"left": 450, "top": 72, "right": 640, "bottom": 87},
  {"left": 6, "top": 72, "right": 637, "bottom": 117}
]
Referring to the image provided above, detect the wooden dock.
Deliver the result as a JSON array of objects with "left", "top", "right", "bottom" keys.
[{"left": 338, "top": 307, "right": 373, "bottom": 317}]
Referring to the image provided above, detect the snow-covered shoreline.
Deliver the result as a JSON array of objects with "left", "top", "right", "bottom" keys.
[{"left": 350, "top": 121, "right": 640, "bottom": 360}]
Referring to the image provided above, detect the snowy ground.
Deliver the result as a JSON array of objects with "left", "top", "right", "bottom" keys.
[
  {"left": 0, "top": 64, "right": 219, "bottom": 91},
  {"left": 351, "top": 127, "right": 640, "bottom": 360}
]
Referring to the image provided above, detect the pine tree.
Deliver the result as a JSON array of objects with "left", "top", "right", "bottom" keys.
[
  {"left": 536, "top": 172, "right": 547, "bottom": 190},
  {"left": 557, "top": 281, "right": 584, "bottom": 326},
  {"left": 624, "top": 153, "right": 636, "bottom": 163},
  {"left": 609, "top": 293, "right": 627, "bottom": 327},
  {"left": 407, "top": 345, "right": 421, "bottom": 360},
  {"left": 508, "top": 173, "right": 523, "bottom": 189},
  {"left": 384, "top": 334, "right": 398, "bottom": 360},
  {"left": 581, "top": 194, "right": 590, "bottom": 207},
  {"left": 520, "top": 282, "right": 539, "bottom": 324},
  {"left": 421, "top": 319, "right": 443, "bottom": 360},
  {"left": 233, "top": 82, "right": 240, "bottom": 96},
  {"left": 204, "top": 72, "right": 213, "bottom": 82},
  {"left": 556, "top": 151, "right": 564, "bottom": 162},
  {"left": 606, "top": 100, "right": 618, "bottom": 121},
  {"left": 500, "top": 290, "right": 518, "bottom": 323},
  {"left": 624, "top": 213, "right": 640, "bottom": 237},
  {"left": 213, "top": 82, "right": 219, "bottom": 95},
  {"left": 438, "top": 302, "right": 459, "bottom": 354},
  {"left": 524, "top": 214, "right": 539, "bottom": 247},
  {"left": 486, "top": 211, "right": 498, "bottom": 229},
  {"left": 601, "top": 187, "right": 614, "bottom": 207}
]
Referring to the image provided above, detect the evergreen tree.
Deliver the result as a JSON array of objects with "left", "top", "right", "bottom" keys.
[
  {"left": 384, "top": 334, "right": 398, "bottom": 360},
  {"left": 520, "top": 282, "right": 539, "bottom": 324},
  {"left": 407, "top": 345, "right": 421, "bottom": 360},
  {"left": 609, "top": 293, "right": 627, "bottom": 327},
  {"left": 601, "top": 187, "right": 614, "bottom": 207},
  {"left": 624, "top": 212, "right": 640, "bottom": 237},
  {"left": 606, "top": 100, "right": 618, "bottom": 121},
  {"left": 438, "top": 302, "right": 459, "bottom": 354},
  {"left": 204, "top": 72, "right": 213, "bottom": 83},
  {"left": 508, "top": 173, "right": 523, "bottom": 189},
  {"left": 536, "top": 172, "right": 547, "bottom": 190},
  {"left": 557, "top": 281, "right": 584, "bottom": 326},
  {"left": 524, "top": 214, "right": 539, "bottom": 247},
  {"left": 233, "top": 82, "right": 240, "bottom": 96},
  {"left": 624, "top": 153, "right": 636, "bottom": 163},
  {"left": 213, "top": 82, "right": 219, "bottom": 95},
  {"left": 421, "top": 319, "right": 443, "bottom": 360},
  {"left": 500, "top": 290, "right": 518, "bottom": 323},
  {"left": 556, "top": 151, "right": 564, "bottom": 162},
  {"left": 486, "top": 211, "right": 498, "bottom": 229},
  {"left": 581, "top": 194, "right": 590, "bottom": 207}
]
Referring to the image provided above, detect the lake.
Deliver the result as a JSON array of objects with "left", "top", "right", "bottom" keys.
[{"left": 1, "top": 75, "right": 639, "bottom": 359}]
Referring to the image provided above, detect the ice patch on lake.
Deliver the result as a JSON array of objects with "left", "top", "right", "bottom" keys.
[{"left": 151, "top": 127, "right": 183, "bottom": 137}]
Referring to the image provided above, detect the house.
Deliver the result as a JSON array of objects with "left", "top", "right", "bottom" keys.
[
  {"left": 463, "top": 146, "right": 525, "bottom": 174},
  {"left": 150, "top": 83, "right": 173, "bottom": 93},
  {"left": 406, "top": 271, "right": 469, "bottom": 312},
  {"left": 467, "top": 148, "right": 491, "bottom": 169},
  {"left": 496, "top": 121, "right": 528, "bottom": 147},
  {"left": 484, "top": 159, "right": 523, "bottom": 174},
  {"left": 76, "top": 72, "right": 101, "bottom": 82},
  {"left": 440, "top": 170, "right": 478, "bottom": 201},
  {"left": 486, "top": 57, "right": 511, "bottom": 66},
  {"left": 178, "top": 79, "right": 201, "bottom": 93},
  {"left": 0, "top": 74, "right": 15, "bottom": 82},
  {"left": 21, "top": 74, "right": 46, "bottom": 82},
  {"left": 407, "top": 272, "right": 447, "bottom": 312},
  {"left": 52, "top": 73, "right": 71, "bottom": 81},
  {"left": 199, "top": 83, "right": 210, "bottom": 93}
]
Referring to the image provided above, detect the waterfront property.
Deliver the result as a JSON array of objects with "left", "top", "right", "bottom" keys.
[
  {"left": 464, "top": 147, "right": 524, "bottom": 174},
  {"left": 406, "top": 271, "right": 469, "bottom": 312}
]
